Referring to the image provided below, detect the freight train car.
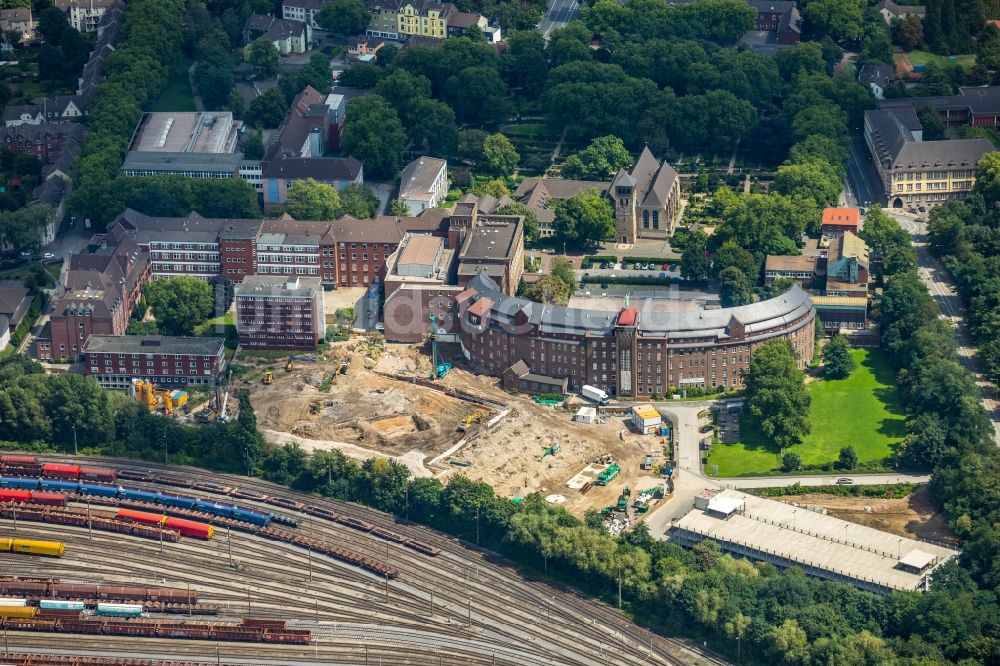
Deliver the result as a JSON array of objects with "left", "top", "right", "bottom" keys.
[
  {"left": 163, "top": 517, "right": 213, "bottom": 539},
  {"left": 95, "top": 603, "right": 143, "bottom": 618},
  {"left": 0, "top": 538, "right": 65, "bottom": 557},
  {"left": 39, "top": 600, "right": 86, "bottom": 611},
  {"left": 41, "top": 464, "right": 80, "bottom": 480},
  {"left": 0, "top": 605, "right": 35, "bottom": 618},
  {"left": 0, "top": 455, "right": 37, "bottom": 465}
]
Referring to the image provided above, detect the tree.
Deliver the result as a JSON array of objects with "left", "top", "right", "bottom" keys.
[
  {"left": 712, "top": 240, "right": 757, "bottom": 278},
  {"left": 680, "top": 229, "right": 710, "bottom": 281},
  {"left": 550, "top": 256, "right": 578, "bottom": 295},
  {"left": 502, "top": 30, "right": 548, "bottom": 98},
  {"left": 803, "top": 0, "right": 863, "bottom": 42},
  {"left": 286, "top": 178, "right": 342, "bottom": 219},
  {"left": 296, "top": 52, "right": 333, "bottom": 95},
  {"left": 245, "top": 87, "right": 289, "bottom": 127},
  {"left": 561, "top": 136, "right": 633, "bottom": 180},
  {"left": 895, "top": 15, "right": 925, "bottom": 49},
  {"left": 316, "top": 0, "right": 370, "bottom": 35},
  {"left": 341, "top": 96, "right": 407, "bottom": 179},
  {"left": 744, "top": 339, "right": 810, "bottom": 450},
  {"left": 36, "top": 6, "right": 69, "bottom": 44},
  {"left": 821, "top": 335, "right": 855, "bottom": 379},
  {"left": 227, "top": 89, "right": 245, "bottom": 118},
  {"left": 552, "top": 189, "right": 614, "bottom": 246},
  {"left": 241, "top": 130, "right": 265, "bottom": 160},
  {"left": 339, "top": 182, "right": 380, "bottom": 219},
  {"left": 144, "top": 277, "right": 214, "bottom": 336},
  {"left": 781, "top": 452, "right": 802, "bottom": 472},
  {"left": 497, "top": 202, "right": 540, "bottom": 244},
  {"left": 482, "top": 133, "right": 519, "bottom": 176},
  {"left": 389, "top": 198, "right": 410, "bottom": 216},
  {"left": 919, "top": 105, "right": 947, "bottom": 140},
  {"left": 248, "top": 39, "right": 279, "bottom": 79},
  {"left": 838, "top": 445, "right": 858, "bottom": 470},
  {"left": 718, "top": 267, "right": 753, "bottom": 307},
  {"left": 444, "top": 67, "right": 511, "bottom": 124},
  {"left": 405, "top": 98, "right": 458, "bottom": 157},
  {"left": 37, "top": 43, "right": 67, "bottom": 82},
  {"left": 522, "top": 274, "right": 570, "bottom": 305}
]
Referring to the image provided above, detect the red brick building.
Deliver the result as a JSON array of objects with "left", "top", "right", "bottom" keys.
[
  {"left": 235, "top": 275, "right": 326, "bottom": 350},
  {"left": 82, "top": 335, "right": 226, "bottom": 390}
]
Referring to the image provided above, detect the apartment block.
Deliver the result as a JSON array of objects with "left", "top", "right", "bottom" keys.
[
  {"left": 235, "top": 276, "right": 325, "bottom": 350},
  {"left": 83, "top": 335, "right": 226, "bottom": 390}
]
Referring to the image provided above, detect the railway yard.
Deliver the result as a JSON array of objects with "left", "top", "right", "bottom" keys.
[
  {"left": 0, "top": 455, "right": 727, "bottom": 666},
  {"left": 238, "top": 342, "right": 665, "bottom": 514}
]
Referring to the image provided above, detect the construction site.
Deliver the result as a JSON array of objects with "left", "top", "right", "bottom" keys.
[{"left": 228, "top": 339, "right": 668, "bottom": 518}]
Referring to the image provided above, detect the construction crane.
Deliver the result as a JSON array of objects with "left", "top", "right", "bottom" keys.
[{"left": 429, "top": 313, "right": 451, "bottom": 379}]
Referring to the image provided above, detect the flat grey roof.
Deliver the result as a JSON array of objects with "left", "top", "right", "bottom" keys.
[
  {"left": 83, "top": 335, "right": 225, "bottom": 356},
  {"left": 236, "top": 275, "right": 322, "bottom": 297},
  {"left": 673, "top": 490, "right": 957, "bottom": 592},
  {"left": 129, "top": 112, "right": 238, "bottom": 153},
  {"left": 399, "top": 157, "right": 446, "bottom": 202},
  {"left": 122, "top": 151, "right": 244, "bottom": 173}
]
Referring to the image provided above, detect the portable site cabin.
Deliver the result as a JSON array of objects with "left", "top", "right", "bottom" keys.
[
  {"left": 574, "top": 406, "right": 597, "bottom": 424},
  {"left": 631, "top": 404, "right": 662, "bottom": 434}
]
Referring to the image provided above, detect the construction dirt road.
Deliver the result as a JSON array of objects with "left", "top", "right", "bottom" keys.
[{"left": 237, "top": 340, "right": 667, "bottom": 515}]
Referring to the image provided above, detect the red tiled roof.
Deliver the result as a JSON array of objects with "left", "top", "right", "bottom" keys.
[
  {"left": 617, "top": 307, "right": 638, "bottom": 326},
  {"left": 821, "top": 207, "right": 860, "bottom": 228},
  {"left": 468, "top": 297, "right": 494, "bottom": 317}
]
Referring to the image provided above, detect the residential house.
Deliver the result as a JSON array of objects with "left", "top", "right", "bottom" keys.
[
  {"left": 513, "top": 177, "right": 609, "bottom": 237},
  {"left": 446, "top": 11, "right": 500, "bottom": 42},
  {"left": 611, "top": 146, "right": 683, "bottom": 243},
  {"left": 859, "top": 64, "right": 895, "bottom": 100},
  {"left": 748, "top": 0, "right": 801, "bottom": 44},
  {"left": 3, "top": 96, "right": 87, "bottom": 127},
  {"left": 764, "top": 255, "right": 819, "bottom": 286},
  {"left": 874, "top": 0, "right": 925, "bottom": 24},
  {"left": 826, "top": 232, "right": 870, "bottom": 286},
  {"left": 36, "top": 229, "right": 151, "bottom": 360},
  {"left": 348, "top": 37, "right": 385, "bottom": 61},
  {"left": 821, "top": 207, "right": 861, "bottom": 238},
  {"left": 243, "top": 14, "right": 313, "bottom": 55},
  {"left": 399, "top": 157, "right": 448, "bottom": 215},
  {"left": 54, "top": 0, "right": 118, "bottom": 32},
  {"left": 0, "top": 8, "right": 35, "bottom": 43},
  {"left": 281, "top": 0, "right": 325, "bottom": 27},
  {"left": 0, "top": 282, "right": 33, "bottom": 351},
  {"left": 235, "top": 275, "right": 326, "bottom": 350},
  {"left": 82, "top": 335, "right": 227, "bottom": 390},
  {"left": 864, "top": 108, "right": 993, "bottom": 208}
]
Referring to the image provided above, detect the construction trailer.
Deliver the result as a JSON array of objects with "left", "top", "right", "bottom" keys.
[
  {"left": 573, "top": 406, "right": 597, "bottom": 424},
  {"left": 630, "top": 404, "right": 662, "bottom": 435}
]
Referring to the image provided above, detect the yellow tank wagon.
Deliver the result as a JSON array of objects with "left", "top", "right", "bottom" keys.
[
  {"left": 0, "top": 605, "right": 36, "bottom": 618},
  {"left": 0, "top": 538, "right": 65, "bottom": 557}
]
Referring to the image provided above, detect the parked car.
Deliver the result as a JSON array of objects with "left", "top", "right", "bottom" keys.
[
  {"left": 600, "top": 282, "right": 609, "bottom": 289},
  {"left": 661, "top": 263, "right": 670, "bottom": 270},
  {"left": 43, "top": 252, "right": 55, "bottom": 260},
  {"left": 835, "top": 477, "right": 854, "bottom": 485},
  {"left": 659, "top": 272, "right": 667, "bottom": 279},
  {"left": 918, "top": 206, "right": 927, "bottom": 212},
  {"left": 541, "top": 248, "right": 555, "bottom": 254},
  {"left": 633, "top": 262, "right": 642, "bottom": 270}
]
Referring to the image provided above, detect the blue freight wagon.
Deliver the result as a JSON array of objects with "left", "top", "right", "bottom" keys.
[
  {"left": 39, "top": 600, "right": 85, "bottom": 611},
  {"left": 119, "top": 488, "right": 159, "bottom": 503},
  {"left": 77, "top": 483, "right": 121, "bottom": 498},
  {"left": 95, "top": 603, "right": 143, "bottom": 618},
  {"left": 0, "top": 477, "right": 39, "bottom": 490},
  {"left": 231, "top": 507, "right": 271, "bottom": 527},
  {"left": 38, "top": 480, "right": 79, "bottom": 493},
  {"left": 158, "top": 493, "right": 197, "bottom": 510}
]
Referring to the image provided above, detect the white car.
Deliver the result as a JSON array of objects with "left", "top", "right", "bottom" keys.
[{"left": 43, "top": 252, "right": 55, "bottom": 260}]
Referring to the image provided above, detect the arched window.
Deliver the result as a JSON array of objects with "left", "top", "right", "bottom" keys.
[
  {"left": 642, "top": 210, "right": 649, "bottom": 228},
  {"left": 652, "top": 210, "right": 660, "bottom": 229}
]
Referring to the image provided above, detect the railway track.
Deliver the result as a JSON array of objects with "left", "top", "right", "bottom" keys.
[{"left": 4, "top": 454, "right": 730, "bottom": 666}]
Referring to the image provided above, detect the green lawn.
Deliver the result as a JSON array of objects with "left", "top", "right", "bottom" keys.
[
  {"left": 895, "top": 50, "right": 976, "bottom": 70},
  {"left": 706, "top": 349, "right": 905, "bottom": 477},
  {"left": 150, "top": 57, "right": 196, "bottom": 112},
  {"left": 194, "top": 310, "right": 234, "bottom": 336}
]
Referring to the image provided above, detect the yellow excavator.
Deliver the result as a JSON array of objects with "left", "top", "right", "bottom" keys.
[{"left": 263, "top": 370, "right": 274, "bottom": 385}]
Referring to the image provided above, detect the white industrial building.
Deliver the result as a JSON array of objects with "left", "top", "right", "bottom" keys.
[{"left": 670, "top": 489, "right": 958, "bottom": 594}]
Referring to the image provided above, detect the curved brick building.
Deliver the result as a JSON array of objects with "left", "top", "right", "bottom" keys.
[{"left": 455, "top": 273, "right": 815, "bottom": 398}]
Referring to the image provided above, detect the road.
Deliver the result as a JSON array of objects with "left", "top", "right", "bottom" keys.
[
  {"left": 889, "top": 210, "right": 1000, "bottom": 442},
  {"left": 640, "top": 400, "right": 933, "bottom": 539},
  {"left": 844, "top": 135, "right": 883, "bottom": 207},
  {"left": 540, "top": 0, "right": 579, "bottom": 38}
]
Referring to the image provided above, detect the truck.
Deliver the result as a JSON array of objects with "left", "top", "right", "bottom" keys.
[{"left": 581, "top": 385, "right": 610, "bottom": 406}]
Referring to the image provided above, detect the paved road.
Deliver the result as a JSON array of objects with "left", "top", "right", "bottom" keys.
[
  {"left": 888, "top": 209, "right": 1000, "bottom": 442},
  {"left": 540, "top": 0, "right": 579, "bottom": 38},
  {"left": 640, "top": 400, "right": 933, "bottom": 539},
  {"left": 844, "top": 135, "right": 883, "bottom": 207}
]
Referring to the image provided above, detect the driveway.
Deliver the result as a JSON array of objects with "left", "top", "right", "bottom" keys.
[{"left": 639, "top": 399, "right": 933, "bottom": 538}]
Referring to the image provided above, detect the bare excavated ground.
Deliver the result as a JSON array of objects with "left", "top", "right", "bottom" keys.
[
  {"left": 239, "top": 340, "right": 665, "bottom": 515},
  {"left": 767, "top": 486, "right": 958, "bottom": 546}
]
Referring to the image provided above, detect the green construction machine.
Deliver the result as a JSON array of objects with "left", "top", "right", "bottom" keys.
[{"left": 595, "top": 462, "right": 621, "bottom": 486}]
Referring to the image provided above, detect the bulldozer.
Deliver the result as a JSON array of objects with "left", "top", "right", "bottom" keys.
[{"left": 263, "top": 370, "right": 274, "bottom": 385}]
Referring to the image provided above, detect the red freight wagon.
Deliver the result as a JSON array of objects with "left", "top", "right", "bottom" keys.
[
  {"left": 42, "top": 463, "right": 80, "bottom": 479},
  {"left": 0, "top": 455, "right": 37, "bottom": 465},
  {"left": 116, "top": 509, "right": 166, "bottom": 527},
  {"left": 79, "top": 467, "right": 116, "bottom": 482},
  {"left": 163, "top": 517, "right": 214, "bottom": 539},
  {"left": 28, "top": 492, "right": 66, "bottom": 506},
  {"left": 0, "top": 489, "right": 31, "bottom": 503}
]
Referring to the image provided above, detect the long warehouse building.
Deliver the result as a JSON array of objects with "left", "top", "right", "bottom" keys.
[{"left": 670, "top": 489, "right": 958, "bottom": 594}]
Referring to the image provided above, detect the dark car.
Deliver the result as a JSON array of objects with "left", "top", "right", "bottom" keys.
[
  {"left": 918, "top": 206, "right": 927, "bottom": 212},
  {"left": 600, "top": 282, "right": 609, "bottom": 289}
]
